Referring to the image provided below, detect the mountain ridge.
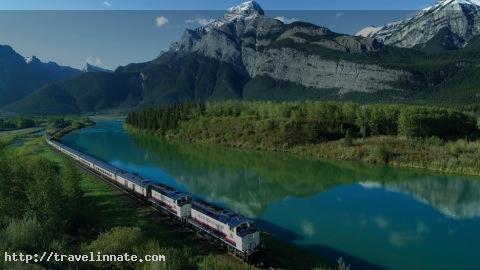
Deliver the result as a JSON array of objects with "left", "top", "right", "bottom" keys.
[
  {"left": 83, "top": 63, "right": 113, "bottom": 73},
  {"left": 0, "top": 45, "right": 81, "bottom": 108},
  {"left": 357, "top": 0, "right": 480, "bottom": 50},
  {"left": 5, "top": 0, "right": 480, "bottom": 114}
]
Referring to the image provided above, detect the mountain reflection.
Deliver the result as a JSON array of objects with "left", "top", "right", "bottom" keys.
[
  {"left": 360, "top": 178, "right": 480, "bottom": 219},
  {"left": 126, "top": 131, "right": 480, "bottom": 219}
]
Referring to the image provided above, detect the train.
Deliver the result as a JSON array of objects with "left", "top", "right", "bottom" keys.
[{"left": 45, "top": 135, "right": 262, "bottom": 261}]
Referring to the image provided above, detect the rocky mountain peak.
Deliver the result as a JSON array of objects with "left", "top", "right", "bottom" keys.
[
  {"left": 170, "top": 1, "right": 273, "bottom": 64},
  {"left": 418, "top": 0, "right": 480, "bottom": 15},
  {"left": 25, "top": 55, "right": 41, "bottom": 64},
  {"left": 226, "top": 1, "right": 264, "bottom": 19},
  {"left": 357, "top": 0, "right": 480, "bottom": 49}
]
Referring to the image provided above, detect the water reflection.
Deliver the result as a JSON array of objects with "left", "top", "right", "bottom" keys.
[
  {"left": 127, "top": 131, "right": 480, "bottom": 220},
  {"left": 62, "top": 120, "right": 480, "bottom": 270}
]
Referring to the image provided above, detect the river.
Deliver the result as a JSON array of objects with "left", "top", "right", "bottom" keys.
[{"left": 62, "top": 120, "right": 480, "bottom": 270}]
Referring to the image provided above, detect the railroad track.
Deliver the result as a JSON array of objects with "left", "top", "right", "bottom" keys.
[{"left": 53, "top": 148, "right": 276, "bottom": 269}]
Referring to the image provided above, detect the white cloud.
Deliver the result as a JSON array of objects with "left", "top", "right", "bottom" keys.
[
  {"left": 185, "top": 18, "right": 216, "bottom": 26},
  {"left": 86, "top": 56, "right": 103, "bottom": 66},
  {"left": 103, "top": 1, "right": 112, "bottom": 7},
  {"left": 373, "top": 216, "right": 389, "bottom": 229},
  {"left": 300, "top": 221, "right": 316, "bottom": 237},
  {"left": 274, "top": 16, "right": 299, "bottom": 24},
  {"left": 416, "top": 221, "right": 430, "bottom": 235},
  {"left": 389, "top": 232, "right": 420, "bottom": 247},
  {"left": 155, "top": 16, "right": 169, "bottom": 27}
]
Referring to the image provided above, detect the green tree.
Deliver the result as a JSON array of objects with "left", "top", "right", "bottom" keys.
[{"left": 26, "top": 159, "right": 67, "bottom": 231}]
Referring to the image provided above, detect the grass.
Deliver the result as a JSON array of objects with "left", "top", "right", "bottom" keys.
[
  {"left": 0, "top": 127, "right": 42, "bottom": 146},
  {"left": 292, "top": 136, "right": 480, "bottom": 176}
]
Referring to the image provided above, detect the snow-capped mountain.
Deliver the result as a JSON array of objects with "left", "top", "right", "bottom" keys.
[
  {"left": 357, "top": 0, "right": 480, "bottom": 49},
  {"left": 225, "top": 0, "right": 264, "bottom": 21},
  {"left": 168, "top": 0, "right": 399, "bottom": 95}
]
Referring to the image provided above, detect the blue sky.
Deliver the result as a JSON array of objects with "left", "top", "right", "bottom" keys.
[
  {"left": 0, "top": 0, "right": 434, "bottom": 11},
  {"left": 0, "top": 1, "right": 437, "bottom": 70}
]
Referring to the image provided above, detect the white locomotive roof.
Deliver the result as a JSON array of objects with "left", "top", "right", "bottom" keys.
[
  {"left": 94, "top": 159, "right": 121, "bottom": 174},
  {"left": 118, "top": 171, "right": 151, "bottom": 186},
  {"left": 151, "top": 183, "right": 190, "bottom": 200},
  {"left": 192, "top": 200, "right": 253, "bottom": 227}
]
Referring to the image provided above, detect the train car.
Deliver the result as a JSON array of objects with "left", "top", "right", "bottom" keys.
[
  {"left": 45, "top": 136, "right": 55, "bottom": 147},
  {"left": 59, "top": 144, "right": 81, "bottom": 161},
  {"left": 149, "top": 183, "right": 192, "bottom": 219},
  {"left": 117, "top": 171, "right": 151, "bottom": 197},
  {"left": 190, "top": 200, "right": 261, "bottom": 254},
  {"left": 113, "top": 170, "right": 128, "bottom": 186},
  {"left": 93, "top": 160, "right": 118, "bottom": 181},
  {"left": 48, "top": 139, "right": 60, "bottom": 150},
  {"left": 77, "top": 154, "right": 95, "bottom": 169}
]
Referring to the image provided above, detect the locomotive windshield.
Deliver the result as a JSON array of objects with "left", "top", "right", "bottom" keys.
[
  {"left": 236, "top": 221, "right": 255, "bottom": 236},
  {"left": 176, "top": 196, "right": 192, "bottom": 206}
]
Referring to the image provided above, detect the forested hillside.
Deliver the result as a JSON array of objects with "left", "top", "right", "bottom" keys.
[
  {"left": 5, "top": 72, "right": 142, "bottom": 114},
  {"left": 0, "top": 45, "right": 80, "bottom": 107}
]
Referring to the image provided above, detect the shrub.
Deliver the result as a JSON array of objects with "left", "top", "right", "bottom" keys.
[
  {"left": 342, "top": 131, "right": 353, "bottom": 147},
  {"left": 1, "top": 216, "right": 49, "bottom": 253}
]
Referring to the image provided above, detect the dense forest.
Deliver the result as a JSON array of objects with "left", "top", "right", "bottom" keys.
[
  {"left": 0, "top": 116, "right": 36, "bottom": 130},
  {"left": 126, "top": 101, "right": 480, "bottom": 175},
  {"left": 126, "top": 101, "right": 478, "bottom": 142}
]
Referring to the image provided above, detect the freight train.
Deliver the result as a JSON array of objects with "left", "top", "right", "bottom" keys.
[{"left": 46, "top": 136, "right": 262, "bottom": 261}]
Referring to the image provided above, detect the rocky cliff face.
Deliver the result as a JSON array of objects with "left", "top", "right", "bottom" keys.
[
  {"left": 242, "top": 47, "right": 408, "bottom": 94},
  {"left": 168, "top": 1, "right": 410, "bottom": 95},
  {"left": 357, "top": 0, "right": 480, "bottom": 50}
]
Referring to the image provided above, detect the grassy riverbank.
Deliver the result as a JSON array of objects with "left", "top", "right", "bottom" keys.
[
  {"left": 126, "top": 101, "right": 480, "bottom": 177},
  {"left": 292, "top": 136, "right": 480, "bottom": 176}
]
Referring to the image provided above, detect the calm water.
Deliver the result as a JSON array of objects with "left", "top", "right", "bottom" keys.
[{"left": 62, "top": 120, "right": 480, "bottom": 270}]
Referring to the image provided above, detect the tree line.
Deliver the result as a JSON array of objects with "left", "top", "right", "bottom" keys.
[
  {"left": 0, "top": 116, "right": 36, "bottom": 130},
  {"left": 126, "top": 101, "right": 478, "bottom": 141}
]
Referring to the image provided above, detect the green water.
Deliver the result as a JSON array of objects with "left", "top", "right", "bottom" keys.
[{"left": 62, "top": 120, "right": 480, "bottom": 270}]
